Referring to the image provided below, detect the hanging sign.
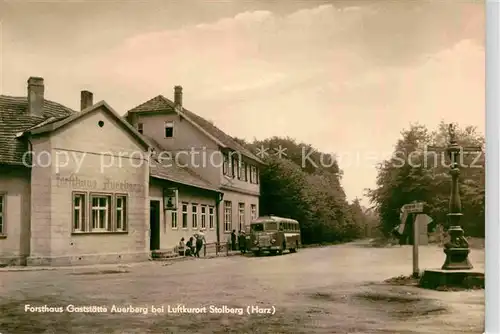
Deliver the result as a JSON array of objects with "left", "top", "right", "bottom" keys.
[{"left": 163, "top": 188, "right": 178, "bottom": 210}]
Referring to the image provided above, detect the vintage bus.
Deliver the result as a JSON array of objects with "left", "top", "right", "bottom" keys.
[{"left": 249, "top": 216, "right": 301, "bottom": 256}]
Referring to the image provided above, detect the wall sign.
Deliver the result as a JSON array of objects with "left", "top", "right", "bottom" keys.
[
  {"left": 54, "top": 173, "right": 144, "bottom": 193},
  {"left": 163, "top": 188, "right": 178, "bottom": 210}
]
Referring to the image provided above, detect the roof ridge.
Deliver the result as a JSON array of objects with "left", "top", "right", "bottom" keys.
[{"left": 126, "top": 93, "right": 263, "bottom": 164}]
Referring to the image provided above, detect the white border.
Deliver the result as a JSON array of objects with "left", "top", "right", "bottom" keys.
[{"left": 486, "top": 2, "right": 500, "bottom": 333}]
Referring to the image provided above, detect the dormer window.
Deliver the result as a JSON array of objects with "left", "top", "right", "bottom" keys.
[
  {"left": 240, "top": 161, "right": 247, "bottom": 181},
  {"left": 137, "top": 123, "right": 143, "bottom": 134},
  {"left": 250, "top": 165, "right": 259, "bottom": 184},
  {"left": 231, "top": 155, "right": 238, "bottom": 179},
  {"left": 164, "top": 121, "right": 174, "bottom": 138},
  {"left": 223, "top": 153, "right": 232, "bottom": 177}
]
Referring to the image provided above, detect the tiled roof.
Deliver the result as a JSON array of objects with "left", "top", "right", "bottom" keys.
[
  {"left": 0, "top": 95, "right": 74, "bottom": 165},
  {"left": 127, "top": 95, "right": 263, "bottom": 164},
  {"left": 146, "top": 135, "right": 219, "bottom": 192}
]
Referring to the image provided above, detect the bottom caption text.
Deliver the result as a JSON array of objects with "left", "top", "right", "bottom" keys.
[{"left": 24, "top": 304, "right": 276, "bottom": 315}]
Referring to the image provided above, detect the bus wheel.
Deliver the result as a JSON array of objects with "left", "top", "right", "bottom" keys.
[
  {"left": 270, "top": 250, "right": 277, "bottom": 256},
  {"left": 290, "top": 241, "right": 299, "bottom": 253},
  {"left": 253, "top": 251, "right": 260, "bottom": 257}
]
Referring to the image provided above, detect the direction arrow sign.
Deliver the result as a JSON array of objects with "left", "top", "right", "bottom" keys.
[{"left": 402, "top": 202, "right": 425, "bottom": 213}]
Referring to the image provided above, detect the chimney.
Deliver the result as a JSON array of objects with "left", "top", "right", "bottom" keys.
[
  {"left": 80, "top": 90, "right": 94, "bottom": 111},
  {"left": 27, "top": 77, "right": 44, "bottom": 116},
  {"left": 174, "top": 85, "right": 183, "bottom": 107}
]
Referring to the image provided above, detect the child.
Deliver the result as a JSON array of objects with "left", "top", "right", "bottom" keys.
[{"left": 178, "top": 237, "right": 186, "bottom": 256}]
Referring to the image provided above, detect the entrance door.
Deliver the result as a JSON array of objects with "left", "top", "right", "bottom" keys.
[{"left": 150, "top": 200, "right": 161, "bottom": 250}]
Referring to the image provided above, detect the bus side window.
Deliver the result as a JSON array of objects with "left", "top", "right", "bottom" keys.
[{"left": 279, "top": 224, "right": 284, "bottom": 231}]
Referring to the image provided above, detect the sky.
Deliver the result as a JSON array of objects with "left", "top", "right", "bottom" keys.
[{"left": 0, "top": 0, "right": 484, "bottom": 205}]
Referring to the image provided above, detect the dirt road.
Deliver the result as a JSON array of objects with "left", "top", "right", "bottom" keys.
[{"left": 0, "top": 242, "right": 484, "bottom": 333}]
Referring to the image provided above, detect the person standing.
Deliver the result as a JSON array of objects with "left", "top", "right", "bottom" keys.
[
  {"left": 194, "top": 234, "right": 204, "bottom": 258},
  {"left": 231, "top": 230, "right": 237, "bottom": 251},
  {"left": 238, "top": 231, "right": 247, "bottom": 254}
]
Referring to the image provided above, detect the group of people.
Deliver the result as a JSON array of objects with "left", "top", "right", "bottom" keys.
[
  {"left": 230, "top": 229, "right": 248, "bottom": 254},
  {"left": 177, "top": 229, "right": 249, "bottom": 258},
  {"left": 178, "top": 233, "right": 205, "bottom": 257}
]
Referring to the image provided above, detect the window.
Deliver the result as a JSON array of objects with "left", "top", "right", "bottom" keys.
[
  {"left": 250, "top": 165, "right": 259, "bottom": 184},
  {"left": 164, "top": 121, "right": 174, "bottom": 138},
  {"left": 238, "top": 203, "right": 245, "bottom": 232},
  {"left": 231, "top": 155, "right": 238, "bottom": 178},
  {"left": 240, "top": 162, "right": 247, "bottom": 181},
  {"left": 251, "top": 204, "right": 257, "bottom": 221},
  {"left": 0, "top": 194, "right": 5, "bottom": 234},
  {"left": 201, "top": 205, "right": 207, "bottom": 230},
  {"left": 72, "top": 193, "right": 86, "bottom": 232},
  {"left": 171, "top": 211, "right": 178, "bottom": 229},
  {"left": 192, "top": 204, "right": 198, "bottom": 229},
  {"left": 182, "top": 203, "right": 188, "bottom": 229},
  {"left": 209, "top": 206, "right": 215, "bottom": 229},
  {"left": 115, "top": 195, "right": 127, "bottom": 231},
  {"left": 251, "top": 223, "right": 263, "bottom": 232},
  {"left": 91, "top": 195, "right": 111, "bottom": 231},
  {"left": 223, "top": 153, "right": 229, "bottom": 176},
  {"left": 224, "top": 201, "right": 232, "bottom": 232},
  {"left": 265, "top": 222, "right": 277, "bottom": 231},
  {"left": 223, "top": 153, "right": 234, "bottom": 177},
  {"left": 137, "top": 123, "right": 143, "bottom": 134}
]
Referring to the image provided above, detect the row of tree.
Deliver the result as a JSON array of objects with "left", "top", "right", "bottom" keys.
[
  {"left": 366, "top": 122, "right": 485, "bottom": 237},
  {"left": 235, "top": 121, "right": 484, "bottom": 244},
  {"left": 235, "top": 137, "right": 377, "bottom": 244}
]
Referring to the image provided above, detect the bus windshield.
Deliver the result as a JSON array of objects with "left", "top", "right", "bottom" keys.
[
  {"left": 251, "top": 223, "right": 264, "bottom": 232},
  {"left": 265, "top": 222, "right": 278, "bottom": 231}
]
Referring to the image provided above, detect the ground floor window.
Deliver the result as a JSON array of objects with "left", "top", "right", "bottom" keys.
[
  {"left": 171, "top": 211, "right": 178, "bottom": 229},
  {"left": 182, "top": 203, "right": 188, "bottom": 229},
  {"left": 224, "top": 201, "right": 232, "bottom": 232},
  {"left": 192, "top": 204, "right": 198, "bottom": 229},
  {"left": 91, "top": 194, "right": 112, "bottom": 231},
  {"left": 0, "top": 194, "right": 4, "bottom": 234},
  {"left": 209, "top": 206, "right": 215, "bottom": 229},
  {"left": 115, "top": 195, "right": 127, "bottom": 231},
  {"left": 201, "top": 205, "right": 207, "bottom": 230},
  {"left": 72, "top": 192, "right": 128, "bottom": 233},
  {"left": 251, "top": 204, "right": 257, "bottom": 221},
  {"left": 238, "top": 203, "right": 245, "bottom": 232},
  {"left": 73, "top": 192, "right": 86, "bottom": 232}
]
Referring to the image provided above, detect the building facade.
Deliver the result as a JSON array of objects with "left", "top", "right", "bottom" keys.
[
  {"left": 125, "top": 86, "right": 264, "bottom": 245},
  {"left": 1, "top": 77, "right": 258, "bottom": 266}
]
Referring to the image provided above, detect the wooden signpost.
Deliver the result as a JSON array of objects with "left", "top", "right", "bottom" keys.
[{"left": 400, "top": 202, "right": 426, "bottom": 278}]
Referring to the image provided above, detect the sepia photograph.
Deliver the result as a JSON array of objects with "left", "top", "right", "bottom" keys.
[{"left": 0, "top": 0, "right": 486, "bottom": 333}]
